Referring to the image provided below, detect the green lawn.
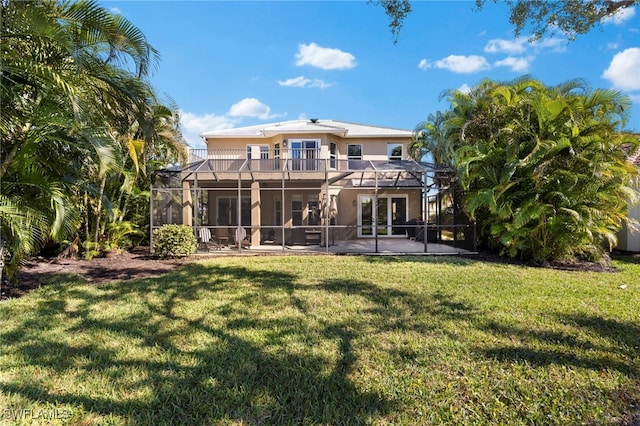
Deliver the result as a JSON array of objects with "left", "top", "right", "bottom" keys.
[{"left": 1, "top": 255, "right": 639, "bottom": 425}]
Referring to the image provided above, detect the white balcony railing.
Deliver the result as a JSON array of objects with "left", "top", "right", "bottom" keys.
[
  {"left": 187, "top": 148, "right": 413, "bottom": 173},
  {"left": 189, "top": 148, "right": 325, "bottom": 172}
]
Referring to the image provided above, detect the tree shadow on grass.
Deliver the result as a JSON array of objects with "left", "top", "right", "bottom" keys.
[
  {"left": 361, "top": 255, "right": 481, "bottom": 267},
  {"left": 612, "top": 252, "right": 640, "bottom": 267},
  {"left": 473, "top": 314, "right": 640, "bottom": 377},
  {"left": 0, "top": 263, "right": 392, "bottom": 424}
]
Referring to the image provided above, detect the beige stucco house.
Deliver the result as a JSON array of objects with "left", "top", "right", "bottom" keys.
[{"left": 151, "top": 119, "right": 474, "bottom": 253}]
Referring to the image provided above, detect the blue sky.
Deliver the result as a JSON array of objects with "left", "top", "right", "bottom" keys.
[{"left": 106, "top": 1, "right": 640, "bottom": 148}]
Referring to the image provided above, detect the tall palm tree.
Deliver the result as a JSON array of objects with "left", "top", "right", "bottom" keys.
[{"left": 0, "top": 0, "right": 179, "bottom": 276}]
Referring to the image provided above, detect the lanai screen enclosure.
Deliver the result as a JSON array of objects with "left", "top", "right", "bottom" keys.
[{"left": 151, "top": 148, "right": 475, "bottom": 255}]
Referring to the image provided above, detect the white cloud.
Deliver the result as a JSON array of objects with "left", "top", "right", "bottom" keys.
[
  {"left": 180, "top": 111, "right": 237, "bottom": 148},
  {"left": 532, "top": 37, "right": 567, "bottom": 53},
  {"left": 607, "top": 42, "right": 620, "bottom": 50},
  {"left": 484, "top": 38, "right": 528, "bottom": 54},
  {"left": 228, "top": 98, "right": 284, "bottom": 120},
  {"left": 295, "top": 43, "right": 356, "bottom": 70},
  {"left": 430, "top": 55, "right": 490, "bottom": 74},
  {"left": 458, "top": 83, "right": 472, "bottom": 94},
  {"left": 109, "top": 7, "right": 122, "bottom": 14},
  {"left": 278, "top": 76, "right": 333, "bottom": 89},
  {"left": 417, "top": 59, "right": 429, "bottom": 70},
  {"left": 602, "top": 47, "right": 640, "bottom": 91},
  {"left": 603, "top": 7, "right": 636, "bottom": 25},
  {"left": 494, "top": 56, "right": 532, "bottom": 72},
  {"left": 417, "top": 59, "right": 430, "bottom": 70}
]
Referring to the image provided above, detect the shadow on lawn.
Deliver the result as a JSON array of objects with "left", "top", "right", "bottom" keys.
[
  {"left": 2, "top": 261, "right": 639, "bottom": 424},
  {"left": 474, "top": 314, "right": 640, "bottom": 377},
  {"left": 0, "top": 263, "right": 392, "bottom": 424}
]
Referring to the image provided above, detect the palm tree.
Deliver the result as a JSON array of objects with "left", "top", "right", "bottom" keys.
[
  {"left": 0, "top": 0, "right": 182, "bottom": 276},
  {"left": 444, "top": 77, "right": 638, "bottom": 262}
]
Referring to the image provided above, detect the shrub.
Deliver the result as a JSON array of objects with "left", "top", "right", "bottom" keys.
[{"left": 152, "top": 225, "right": 196, "bottom": 258}]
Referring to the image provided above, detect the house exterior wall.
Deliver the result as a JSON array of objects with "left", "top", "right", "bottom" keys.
[
  {"left": 618, "top": 189, "right": 640, "bottom": 252},
  {"left": 203, "top": 134, "right": 411, "bottom": 161}
]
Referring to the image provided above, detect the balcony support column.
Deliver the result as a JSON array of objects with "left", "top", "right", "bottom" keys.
[
  {"left": 182, "top": 180, "right": 192, "bottom": 226},
  {"left": 251, "top": 181, "right": 260, "bottom": 246}
]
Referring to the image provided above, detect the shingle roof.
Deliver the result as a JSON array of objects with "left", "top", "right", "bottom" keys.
[{"left": 201, "top": 119, "right": 413, "bottom": 139}]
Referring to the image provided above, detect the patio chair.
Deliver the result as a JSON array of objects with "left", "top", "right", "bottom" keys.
[
  {"left": 198, "top": 227, "right": 222, "bottom": 251},
  {"left": 215, "top": 227, "right": 231, "bottom": 247},
  {"left": 233, "top": 227, "right": 251, "bottom": 249},
  {"left": 404, "top": 218, "right": 423, "bottom": 240}
]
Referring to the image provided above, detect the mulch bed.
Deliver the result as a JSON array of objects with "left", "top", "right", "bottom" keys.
[{"left": 2, "top": 247, "right": 190, "bottom": 300}]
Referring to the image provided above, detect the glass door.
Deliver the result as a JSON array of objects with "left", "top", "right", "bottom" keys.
[
  {"left": 290, "top": 140, "right": 319, "bottom": 170},
  {"left": 359, "top": 196, "right": 373, "bottom": 236},
  {"left": 358, "top": 195, "right": 408, "bottom": 237}
]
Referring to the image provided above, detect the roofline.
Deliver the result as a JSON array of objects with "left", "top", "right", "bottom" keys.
[{"left": 200, "top": 119, "right": 413, "bottom": 139}]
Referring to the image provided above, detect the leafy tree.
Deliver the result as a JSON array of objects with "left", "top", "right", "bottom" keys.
[
  {"left": 1, "top": 0, "right": 185, "bottom": 277},
  {"left": 411, "top": 111, "right": 456, "bottom": 167},
  {"left": 371, "top": 0, "right": 412, "bottom": 43},
  {"left": 375, "top": 0, "right": 638, "bottom": 41},
  {"left": 438, "top": 77, "right": 639, "bottom": 263}
]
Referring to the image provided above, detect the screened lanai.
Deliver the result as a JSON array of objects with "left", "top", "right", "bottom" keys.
[{"left": 150, "top": 153, "right": 476, "bottom": 255}]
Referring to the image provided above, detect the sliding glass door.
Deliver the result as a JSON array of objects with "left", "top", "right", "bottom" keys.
[{"left": 358, "top": 195, "right": 407, "bottom": 237}]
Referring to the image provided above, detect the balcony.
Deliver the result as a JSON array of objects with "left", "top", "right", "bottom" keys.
[
  {"left": 188, "top": 148, "right": 324, "bottom": 172},
  {"left": 187, "top": 148, "right": 423, "bottom": 175}
]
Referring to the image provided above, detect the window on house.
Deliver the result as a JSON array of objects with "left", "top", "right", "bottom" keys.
[
  {"left": 247, "top": 145, "right": 269, "bottom": 159},
  {"left": 388, "top": 143, "right": 403, "bottom": 161},
  {"left": 275, "top": 198, "right": 281, "bottom": 226},
  {"left": 347, "top": 144, "right": 362, "bottom": 169},
  {"left": 291, "top": 196, "right": 303, "bottom": 226},
  {"left": 217, "top": 196, "right": 251, "bottom": 226},
  {"left": 329, "top": 142, "right": 337, "bottom": 169},
  {"left": 196, "top": 189, "right": 208, "bottom": 226},
  {"left": 307, "top": 196, "right": 319, "bottom": 226},
  {"left": 274, "top": 143, "right": 280, "bottom": 169}
]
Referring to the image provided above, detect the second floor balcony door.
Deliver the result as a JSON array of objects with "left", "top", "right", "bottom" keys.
[{"left": 290, "top": 140, "right": 319, "bottom": 171}]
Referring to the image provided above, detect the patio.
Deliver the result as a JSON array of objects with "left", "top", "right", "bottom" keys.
[{"left": 195, "top": 235, "right": 475, "bottom": 256}]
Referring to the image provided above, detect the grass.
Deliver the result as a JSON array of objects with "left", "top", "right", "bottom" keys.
[{"left": 1, "top": 255, "right": 639, "bottom": 425}]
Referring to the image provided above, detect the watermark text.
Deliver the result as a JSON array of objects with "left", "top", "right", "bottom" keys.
[{"left": 2, "top": 408, "right": 72, "bottom": 421}]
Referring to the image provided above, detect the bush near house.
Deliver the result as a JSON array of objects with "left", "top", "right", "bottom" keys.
[
  {"left": 413, "top": 77, "right": 639, "bottom": 264},
  {"left": 151, "top": 224, "right": 196, "bottom": 258}
]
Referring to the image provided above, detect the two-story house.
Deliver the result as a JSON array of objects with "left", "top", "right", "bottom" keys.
[{"left": 151, "top": 118, "right": 472, "bottom": 252}]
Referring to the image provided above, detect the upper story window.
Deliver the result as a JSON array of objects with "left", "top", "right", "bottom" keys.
[
  {"left": 247, "top": 145, "right": 269, "bottom": 159},
  {"left": 329, "top": 142, "right": 337, "bottom": 169},
  {"left": 347, "top": 144, "right": 362, "bottom": 169},
  {"left": 387, "top": 143, "right": 403, "bottom": 161},
  {"left": 347, "top": 144, "right": 362, "bottom": 160}
]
